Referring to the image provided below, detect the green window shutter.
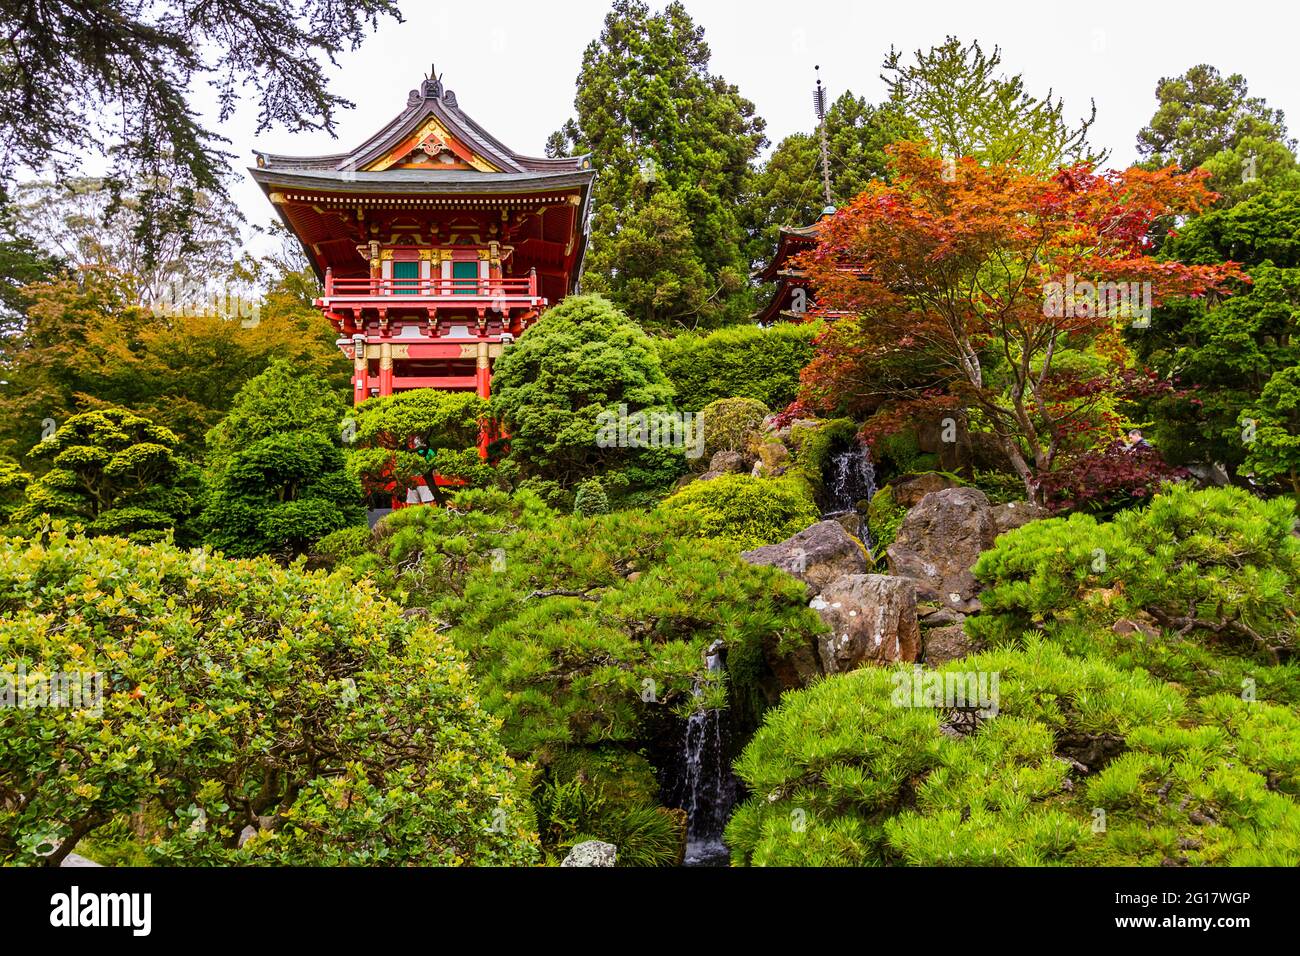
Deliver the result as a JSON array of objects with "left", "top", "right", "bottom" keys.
[
  {"left": 392, "top": 260, "right": 420, "bottom": 295},
  {"left": 452, "top": 260, "right": 478, "bottom": 295}
]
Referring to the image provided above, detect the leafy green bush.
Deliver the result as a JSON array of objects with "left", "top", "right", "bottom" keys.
[
  {"left": 490, "top": 294, "right": 677, "bottom": 488},
  {"left": 360, "top": 492, "right": 824, "bottom": 754},
  {"left": 660, "top": 473, "right": 819, "bottom": 551},
  {"left": 202, "top": 433, "right": 364, "bottom": 559},
  {"left": 865, "top": 484, "right": 907, "bottom": 558},
  {"left": 0, "top": 458, "right": 29, "bottom": 526},
  {"left": 204, "top": 359, "right": 349, "bottom": 466},
  {"left": 310, "top": 525, "right": 374, "bottom": 569},
  {"left": 573, "top": 478, "right": 610, "bottom": 517},
  {"left": 727, "top": 638, "right": 1300, "bottom": 866},
  {"left": 655, "top": 323, "right": 818, "bottom": 412},
  {"left": 696, "top": 397, "right": 768, "bottom": 468},
  {"left": 15, "top": 408, "right": 199, "bottom": 544},
  {"left": 0, "top": 526, "right": 538, "bottom": 866},
  {"left": 970, "top": 484, "right": 1300, "bottom": 662}
]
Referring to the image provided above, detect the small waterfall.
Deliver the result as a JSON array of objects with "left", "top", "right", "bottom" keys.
[
  {"left": 822, "top": 442, "right": 878, "bottom": 547},
  {"left": 677, "top": 641, "right": 740, "bottom": 866}
]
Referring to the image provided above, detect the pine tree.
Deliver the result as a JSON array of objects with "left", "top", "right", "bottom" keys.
[{"left": 551, "top": 0, "right": 766, "bottom": 332}]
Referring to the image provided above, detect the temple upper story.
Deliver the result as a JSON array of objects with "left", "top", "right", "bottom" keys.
[{"left": 250, "top": 68, "right": 596, "bottom": 404}]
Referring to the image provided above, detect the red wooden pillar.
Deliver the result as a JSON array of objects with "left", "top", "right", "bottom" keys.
[
  {"left": 476, "top": 342, "right": 491, "bottom": 458},
  {"left": 352, "top": 336, "right": 368, "bottom": 406},
  {"left": 378, "top": 342, "right": 394, "bottom": 397}
]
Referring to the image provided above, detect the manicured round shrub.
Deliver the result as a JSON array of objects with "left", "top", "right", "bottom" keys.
[
  {"left": 659, "top": 473, "right": 820, "bottom": 551},
  {"left": 573, "top": 478, "right": 610, "bottom": 517},
  {"left": 0, "top": 526, "right": 538, "bottom": 867},
  {"left": 490, "top": 294, "right": 677, "bottom": 488}
]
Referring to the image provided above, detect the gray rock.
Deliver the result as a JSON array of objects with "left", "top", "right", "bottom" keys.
[
  {"left": 708, "top": 449, "right": 749, "bottom": 475},
  {"left": 810, "top": 573, "right": 921, "bottom": 670},
  {"left": 891, "top": 472, "right": 961, "bottom": 508},
  {"left": 742, "top": 520, "right": 869, "bottom": 596},
  {"left": 561, "top": 840, "right": 618, "bottom": 867},
  {"left": 990, "top": 500, "right": 1046, "bottom": 537},
  {"left": 922, "top": 622, "right": 983, "bottom": 665},
  {"left": 59, "top": 852, "right": 102, "bottom": 867},
  {"left": 917, "top": 603, "right": 965, "bottom": 627},
  {"left": 887, "top": 487, "right": 996, "bottom": 613}
]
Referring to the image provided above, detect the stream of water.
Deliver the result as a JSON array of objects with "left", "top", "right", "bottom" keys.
[
  {"left": 821, "top": 442, "right": 878, "bottom": 548},
  {"left": 678, "top": 642, "right": 739, "bottom": 866}
]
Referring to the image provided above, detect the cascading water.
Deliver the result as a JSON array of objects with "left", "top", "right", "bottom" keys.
[
  {"left": 821, "top": 442, "right": 878, "bottom": 548},
  {"left": 676, "top": 641, "right": 740, "bottom": 866}
]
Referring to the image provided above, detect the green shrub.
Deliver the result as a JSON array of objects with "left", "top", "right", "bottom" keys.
[
  {"left": 866, "top": 484, "right": 907, "bottom": 558},
  {"left": 727, "top": 638, "right": 1300, "bottom": 866},
  {"left": 15, "top": 408, "right": 199, "bottom": 544},
  {"left": 350, "top": 389, "right": 493, "bottom": 502},
  {"left": 362, "top": 493, "right": 824, "bottom": 757},
  {"left": 573, "top": 479, "right": 610, "bottom": 517},
  {"left": 971, "top": 484, "right": 1300, "bottom": 662},
  {"left": 490, "top": 294, "right": 677, "bottom": 488},
  {"left": 202, "top": 433, "right": 364, "bottom": 559},
  {"left": 310, "top": 525, "right": 374, "bottom": 568},
  {"left": 0, "top": 458, "right": 29, "bottom": 525},
  {"left": 697, "top": 397, "right": 769, "bottom": 468},
  {"left": 655, "top": 322, "right": 819, "bottom": 412},
  {"left": 0, "top": 526, "right": 538, "bottom": 867},
  {"left": 660, "top": 473, "right": 820, "bottom": 551}
]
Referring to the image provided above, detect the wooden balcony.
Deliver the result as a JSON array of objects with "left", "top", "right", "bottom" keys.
[{"left": 319, "top": 268, "right": 542, "bottom": 310}]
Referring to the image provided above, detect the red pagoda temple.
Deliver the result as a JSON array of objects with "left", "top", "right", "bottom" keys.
[
  {"left": 250, "top": 68, "right": 595, "bottom": 407},
  {"left": 751, "top": 206, "right": 838, "bottom": 326}
]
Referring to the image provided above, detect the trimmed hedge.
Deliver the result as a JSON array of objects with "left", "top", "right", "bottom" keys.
[{"left": 655, "top": 323, "right": 819, "bottom": 412}]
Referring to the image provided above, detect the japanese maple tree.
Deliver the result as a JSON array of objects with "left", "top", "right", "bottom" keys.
[{"left": 798, "top": 141, "right": 1244, "bottom": 501}]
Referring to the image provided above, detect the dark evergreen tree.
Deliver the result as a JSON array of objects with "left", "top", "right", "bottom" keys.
[{"left": 551, "top": 0, "right": 766, "bottom": 332}]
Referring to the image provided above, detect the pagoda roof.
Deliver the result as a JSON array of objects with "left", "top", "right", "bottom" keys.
[
  {"left": 250, "top": 70, "right": 594, "bottom": 188},
  {"left": 752, "top": 206, "right": 836, "bottom": 282}
]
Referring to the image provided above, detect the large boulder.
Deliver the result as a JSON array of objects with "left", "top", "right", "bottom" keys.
[
  {"left": 561, "top": 840, "right": 618, "bottom": 867},
  {"left": 810, "top": 574, "right": 920, "bottom": 670},
  {"left": 708, "top": 449, "right": 750, "bottom": 475},
  {"left": 886, "top": 487, "right": 995, "bottom": 613},
  {"left": 990, "top": 500, "right": 1046, "bottom": 536},
  {"left": 742, "top": 520, "right": 868, "bottom": 596},
  {"left": 921, "top": 621, "right": 983, "bottom": 665},
  {"left": 891, "top": 472, "right": 961, "bottom": 508}
]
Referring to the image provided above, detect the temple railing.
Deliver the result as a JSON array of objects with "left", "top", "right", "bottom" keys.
[{"left": 323, "top": 268, "right": 538, "bottom": 300}]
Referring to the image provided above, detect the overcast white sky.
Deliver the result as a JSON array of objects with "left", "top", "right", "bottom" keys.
[{"left": 191, "top": 0, "right": 1299, "bottom": 246}]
